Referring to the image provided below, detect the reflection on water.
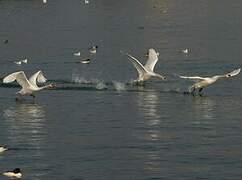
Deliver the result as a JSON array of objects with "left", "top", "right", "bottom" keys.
[
  {"left": 137, "top": 90, "right": 161, "bottom": 125},
  {"left": 3, "top": 102, "right": 47, "bottom": 148},
  {"left": 136, "top": 90, "right": 162, "bottom": 174},
  {"left": 191, "top": 96, "right": 216, "bottom": 121}
]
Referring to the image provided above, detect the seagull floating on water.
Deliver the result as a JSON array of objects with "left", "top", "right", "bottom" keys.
[
  {"left": 74, "top": 51, "right": 81, "bottom": 56},
  {"left": 22, "top": 59, "right": 28, "bottom": 64},
  {"left": 84, "top": 0, "right": 89, "bottom": 4},
  {"left": 124, "top": 48, "right": 166, "bottom": 84},
  {"left": 14, "top": 59, "right": 28, "bottom": 65},
  {"left": 182, "top": 48, "right": 189, "bottom": 54},
  {"left": 3, "top": 168, "right": 22, "bottom": 178},
  {"left": 3, "top": 70, "right": 55, "bottom": 99},
  {"left": 89, "top": 46, "right": 98, "bottom": 54},
  {"left": 178, "top": 68, "right": 241, "bottom": 94},
  {"left": 14, "top": 61, "right": 22, "bottom": 65},
  {"left": 80, "top": 58, "right": 91, "bottom": 64},
  {"left": 43, "top": 0, "right": 47, "bottom": 4},
  {"left": 0, "top": 146, "right": 8, "bottom": 153}
]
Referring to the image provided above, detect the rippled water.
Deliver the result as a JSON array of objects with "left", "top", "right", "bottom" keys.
[{"left": 0, "top": 0, "right": 242, "bottom": 179}]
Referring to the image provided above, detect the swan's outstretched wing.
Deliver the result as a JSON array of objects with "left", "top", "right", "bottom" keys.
[
  {"left": 224, "top": 68, "right": 241, "bottom": 77},
  {"left": 29, "top": 70, "right": 47, "bottom": 86},
  {"left": 144, "top": 48, "right": 158, "bottom": 71},
  {"left": 3, "top": 71, "right": 30, "bottom": 88},
  {"left": 126, "top": 53, "right": 148, "bottom": 76},
  {"left": 178, "top": 75, "right": 206, "bottom": 81}
]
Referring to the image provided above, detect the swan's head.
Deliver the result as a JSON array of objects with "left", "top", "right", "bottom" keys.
[
  {"left": 13, "top": 168, "right": 21, "bottom": 174},
  {"left": 47, "top": 83, "right": 57, "bottom": 89}
]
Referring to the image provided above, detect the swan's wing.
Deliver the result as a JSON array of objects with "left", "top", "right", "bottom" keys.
[
  {"left": 144, "top": 48, "right": 158, "bottom": 71},
  {"left": 178, "top": 75, "right": 206, "bottom": 81},
  {"left": 126, "top": 53, "right": 148, "bottom": 76},
  {"left": 3, "top": 71, "right": 30, "bottom": 88},
  {"left": 224, "top": 68, "right": 241, "bottom": 77},
  {"left": 29, "top": 70, "right": 47, "bottom": 86}
]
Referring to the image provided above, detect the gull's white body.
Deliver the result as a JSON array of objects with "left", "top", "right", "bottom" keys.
[
  {"left": 89, "top": 46, "right": 97, "bottom": 54},
  {"left": 3, "top": 172, "right": 22, "bottom": 178},
  {"left": 3, "top": 71, "right": 52, "bottom": 97},
  {"left": 74, "top": 52, "right": 81, "bottom": 56},
  {"left": 14, "top": 61, "right": 22, "bottom": 65},
  {"left": 178, "top": 68, "right": 241, "bottom": 93},
  {"left": 43, "top": 0, "right": 47, "bottom": 4},
  {"left": 81, "top": 59, "right": 90, "bottom": 64},
  {"left": 126, "top": 48, "right": 166, "bottom": 83},
  {"left": 0, "top": 146, "right": 8, "bottom": 153},
  {"left": 182, "top": 48, "right": 189, "bottom": 54},
  {"left": 84, "top": 0, "right": 89, "bottom": 4},
  {"left": 22, "top": 59, "right": 28, "bottom": 64}
]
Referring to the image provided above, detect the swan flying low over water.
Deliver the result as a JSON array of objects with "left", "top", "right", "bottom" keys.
[
  {"left": 125, "top": 48, "right": 166, "bottom": 83},
  {"left": 178, "top": 68, "right": 241, "bottom": 94},
  {"left": 3, "top": 70, "right": 55, "bottom": 99}
]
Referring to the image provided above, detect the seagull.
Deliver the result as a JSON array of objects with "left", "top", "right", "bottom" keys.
[
  {"left": 21, "top": 59, "right": 28, "bottom": 64},
  {"left": 178, "top": 68, "right": 241, "bottom": 94},
  {"left": 80, "top": 58, "right": 90, "bottom": 64},
  {"left": 89, "top": 46, "right": 98, "bottom": 54},
  {"left": 124, "top": 48, "right": 166, "bottom": 83},
  {"left": 2, "top": 168, "right": 22, "bottom": 178},
  {"left": 73, "top": 51, "right": 81, "bottom": 56},
  {"left": 43, "top": 0, "right": 47, "bottom": 4},
  {"left": 14, "top": 61, "right": 22, "bottom": 65},
  {"left": 84, "top": 0, "right": 89, "bottom": 4},
  {"left": 0, "top": 146, "right": 8, "bottom": 153},
  {"left": 182, "top": 48, "right": 189, "bottom": 54},
  {"left": 3, "top": 70, "right": 55, "bottom": 99}
]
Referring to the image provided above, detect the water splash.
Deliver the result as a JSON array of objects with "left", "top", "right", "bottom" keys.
[
  {"left": 96, "top": 81, "right": 107, "bottom": 90},
  {"left": 113, "top": 81, "right": 126, "bottom": 91}
]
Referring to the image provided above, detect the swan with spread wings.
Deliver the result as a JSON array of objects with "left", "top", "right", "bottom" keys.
[
  {"left": 3, "top": 70, "right": 55, "bottom": 99},
  {"left": 178, "top": 68, "right": 241, "bottom": 94},
  {"left": 125, "top": 48, "right": 166, "bottom": 84}
]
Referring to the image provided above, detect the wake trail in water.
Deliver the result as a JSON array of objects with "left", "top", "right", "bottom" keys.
[{"left": 0, "top": 76, "right": 191, "bottom": 95}]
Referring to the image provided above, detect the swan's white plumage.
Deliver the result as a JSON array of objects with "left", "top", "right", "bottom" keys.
[
  {"left": 178, "top": 68, "right": 241, "bottom": 93},
  {"left": 144, "top": 49, "right": 158, "bottom": 71},
  {"left": 29, "top": 71, "right": 47, "bottom": 86},
  {"left": 0, "top": 146, "right": 8, "bottom": 153},
  {"left": 126, "top": 53, "right": 148, "bottom": 77},
  {"left": 3, "top": 71, "right": 53, "bottom": 97},
  {"left": 3, "top": 71, "right": 30, "bottom": 89},
  {"left": 126, "top": 48, "right": 165, "bottom": 82}
]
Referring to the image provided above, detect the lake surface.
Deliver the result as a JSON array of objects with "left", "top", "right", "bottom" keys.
[{"left": 0, "top": 0, "right": 242, "bottom": 179}]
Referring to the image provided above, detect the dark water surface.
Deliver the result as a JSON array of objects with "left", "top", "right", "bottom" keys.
[{"left": 0, "top": 0, "right": 242, "bottom": 179}]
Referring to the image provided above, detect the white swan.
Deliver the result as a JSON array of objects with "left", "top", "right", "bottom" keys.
[
  {"left": 3, "top": 71, "right": 55, "bottom": 99},
  {"left": 178, "top": 68, "right": 241, "bottom": 94},
  {"left": 125, "top": 48, "right": 166, "bottom": 83},
  {"left": 0, "top": 146, "right": 8, "bottom": 153},
  {"left": 3, "top": 168, "right": 22, "bottom": 178}
]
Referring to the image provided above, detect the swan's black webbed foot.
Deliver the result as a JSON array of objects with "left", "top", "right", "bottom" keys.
[{"left": 30, "top": 94, "right": 36, "bottom": 99}]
